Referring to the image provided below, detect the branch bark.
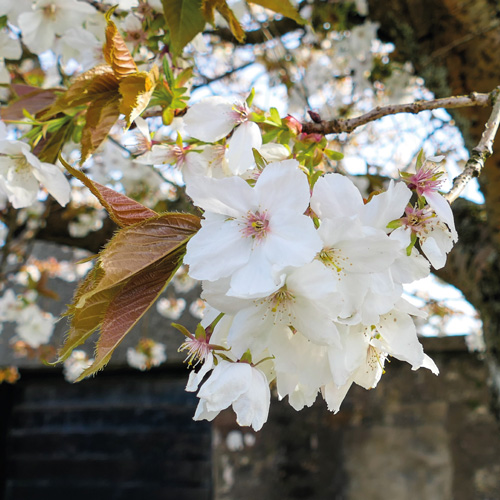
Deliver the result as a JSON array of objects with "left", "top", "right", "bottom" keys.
[
  {"left": 301, "top": 92, "right": 492, "bottom": 135},
  {"left": 445, "top": 87, "right": 500, "bottom": 203}
]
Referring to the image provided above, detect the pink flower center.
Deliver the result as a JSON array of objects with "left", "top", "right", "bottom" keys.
[
  {"left": 405, "top": 165, "right": 443, "bottom": 197},
  {"left": 241, "top": 211, "right": 270, "bottom": 241},
  {"left": 179, "top": 336, "right": 212, "bottom": 366},
  {"left": 229, "top": 102, "right": 250, "bottom": 124},
  {"left": 401, "top": 206, "right": 435, "bottom": 235}
]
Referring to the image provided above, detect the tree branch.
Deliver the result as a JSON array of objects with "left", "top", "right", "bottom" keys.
[
  {"left": 301, "top": 92, "right": 492, "bottom": 135},
  {"left": 445, "top": 87, "right": 500, "bottom": 204}
]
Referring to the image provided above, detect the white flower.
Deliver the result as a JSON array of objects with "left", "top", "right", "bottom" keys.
[
  {"left": 172, "top": 265, "right": 198, "bottom": 294},
  {"left": 184, "top": 96, "right": 251, "bottom": 143},
  {"left": 156, "top": 297, "right": 186, "bottom": 320},
  {"left": 0, "top": 31, "right": 22, "bottom": 84},
  {"left": 126, "top": 339, "right": 167, "bottom": 371},
  {"left": 324, "top": 303, "right": 438, "bottom": 412},
  {"left": 18, "top": 0, "right": 96, "bottom": 55},
  {"left": 57, "top": 27, "right": 103, "bottom": 71},
  {"left": 16, "top": 304, "right": 55, "bottom": 348},
  {"left": 184, "top": 160, "right": 323, "bottom": 298},
  {"left": 183, "top": 96, "right": 263, "bottom": 176},
  {"left": 0, "top": 0, "right": 33, "bottom": 25},
  {"left": 392, "top": 205, "right": 455, "bottom": 270},
  {"left": 0, "top": 289, "right": 20, "bottom": 322},
  {"left": 0, "top": 140, "right": 71, "bottom": 208},
  {"left": 193, "top": 360, "right": 271, "bottom": 431},
  {"left": 311, "top": 174, "right": 406, "bottom": 324},
  {"left": 63, "top": 350, "right": 93, "bottom": 382},
  {"left": 203, "top": 260, "right": 341, "bottom": 358},
  {"left": 101, "top": 0, "right": 139, "bottom": 8}
]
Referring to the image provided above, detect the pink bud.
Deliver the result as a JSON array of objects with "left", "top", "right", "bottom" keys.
[{"left": 283, "top": 115, "right": 302, "bottom": 135}]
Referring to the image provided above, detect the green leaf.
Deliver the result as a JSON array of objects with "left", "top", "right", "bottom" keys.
[
  {"left": 269, "top": 107, "right": 282, "bottom": 126},
  {"left": 252, "top": 148, "right": 268, "bottom": 169},
  {"left": 387, "top": 219, "right": 403, "bottom": 229},
  {"left": 249, "top": 0, "right": 306, "bottom": 25},
  {"left": 162, "top": 0, "right": 206, "bottom": 58},
  {"left": 246, "top": 87, "right": 255, "bottom": 107},
  {"left": 416, "top": 148, "right": 425, "bottom": 170},
  {"left": 202, "top": 0, "right": 246, "bottom": 42},
  {"left": 324, "top": 149, "right": 344, "bottom": 161},
  {"left": 60, "top": 155, "right": 159, "bottom": 227}
]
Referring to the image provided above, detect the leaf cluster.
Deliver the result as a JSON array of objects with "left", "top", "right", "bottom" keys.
[
  {"left": 162, "top": 0, "right": 306, "bottom": 58},
  {"left": 56, "top": 156, "right": 200, "bottom": 380},
  {"left": 37, "top": 10, "right": 158, "bottom": 164}
]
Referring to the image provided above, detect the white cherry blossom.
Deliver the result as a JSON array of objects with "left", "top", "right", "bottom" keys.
[
  {"left": 18, "top": 0, "right": 96, "bottom": 55},
  {"left": 193, "top": 360, "right": 271, "bottom": 431},
  {"left": 184, "top": 160, "right": 322, "bottom": 298},
  {"left": 0, "top": 140, "right": 71, "bottom": 208}
]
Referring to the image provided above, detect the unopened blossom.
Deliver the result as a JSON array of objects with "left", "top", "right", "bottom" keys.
[
  {"left": 184, "top": 160, "right": 322, "bottom": 298},
  {"left": 0, "top": 140, "right": 71, "bottom": 208},
  {"left": 18, "top": 0, "right": 96, "bottom": 55},
  {"left": 193, "top": 360, "right": 271, "bottom": 431}
]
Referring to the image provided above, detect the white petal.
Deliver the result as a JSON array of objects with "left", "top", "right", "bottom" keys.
[
  {"left": 186, "top": 353, "right": 214, "bottom": 392},
  {"left": 19, "top": 11, "right": 55, "bottom": 54},
  {"left": 255, "top": 160, "right": 309, "bottom": 215},
  {"left": 186, "top": 174, "right": 254, "bottom": 217},
  {"left": 197, "top": 361, "right": 251, "bottom": 411},
  {"left": 226, "top": 122, "right": 262, "bottom": 175},
  {"left": 259, "top": 143, "right": 290, "bottom": 162},
  {"left": 232, "top": 367, "right": 270, "bottom": 431},
  {"left": 184, "top": 213, "right": 252, "bottom": 281},
  {"left": 33, "top": 162, "right": 71, "bottom": 206},
  {"left": 376, "top": 310, "right": 425, "bottom": 369},
  {"left": 361, "top": 180, "right": 412, "bottom": 231},
  {"left": 184, "top": 96, "right": 237, "bottom": 142},
  {"left": 227, "top": 244, "right": 280, "bottom": 298},
  {"left": 425, "top": 191, "right": 457, "bottom": 238},
  {"left": 323, "top": 381, "right": 352, "bottom": 413},
  {"left": 311, "top": 173, "right": 364, "bottom": 219}
]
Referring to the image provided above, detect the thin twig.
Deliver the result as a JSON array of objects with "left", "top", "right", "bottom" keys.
[
  {"left": 445, "top": 87, "right": 500, "bottom": 204},
  {"left": 301, "top": 92, "right": 492, "bottom": 135},
  {"left": 192, "top": 61, "right": 255, "bottom": 90}
]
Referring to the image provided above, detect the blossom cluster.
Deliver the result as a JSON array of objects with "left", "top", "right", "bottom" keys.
[
  {"left": 0, "top": 288, "right": 56, "bottom": 348},
  {"left": 158, "top": 96, "right": 458, "bottom": 431}
]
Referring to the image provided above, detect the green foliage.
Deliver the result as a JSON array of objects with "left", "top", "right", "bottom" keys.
[
  {"left": 162, "top": 0, "right": 206, "bottom": 58},
  {"left": 150, "top": 58, "right": 191, "bottom": 125}
]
